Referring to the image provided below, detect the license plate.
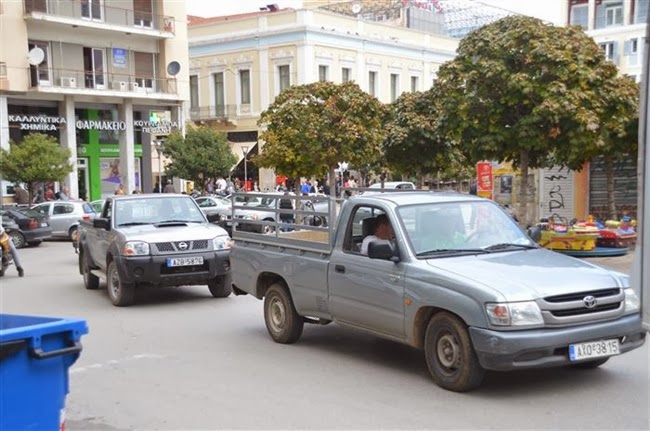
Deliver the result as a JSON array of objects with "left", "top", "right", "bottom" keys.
[
  {"left": 569, "top": 339, "right": 620, "bottom": 361},
  {"left": 166, "top": 256, "right": 204, "bottom": 267},
  {"left": 41, "top": 222, "right": 48, "bottom": 227}
]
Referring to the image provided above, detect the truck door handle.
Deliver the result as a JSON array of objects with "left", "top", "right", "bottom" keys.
[{"left": 335, "top": 265, "right": 346, "bottom": 274}]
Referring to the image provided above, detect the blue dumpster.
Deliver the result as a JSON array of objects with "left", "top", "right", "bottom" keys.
[{"left": 0, "top": 314, "right": 88, "bottom": 431}]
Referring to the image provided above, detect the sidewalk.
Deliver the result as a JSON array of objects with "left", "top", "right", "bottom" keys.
[{"left": 579, "top": 249, "right": 636, "bottom": 274}]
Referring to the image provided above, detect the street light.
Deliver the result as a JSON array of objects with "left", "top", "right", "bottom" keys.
[
  {"left": 153, "top": 139, "right": 164, "bottom": 193},
  {"left": 242, "top": 145, "right": 249, "bottom": 191}
]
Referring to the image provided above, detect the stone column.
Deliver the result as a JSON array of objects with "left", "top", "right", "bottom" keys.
[
  {"left": 59, "top": 95, "right": 78, "bottom": 199},
  {"left": 118, "top": 99, "right": 135, "bottom": 194},
  {"left": 0, "top": 95, "right": 9, "bottom": 203}
]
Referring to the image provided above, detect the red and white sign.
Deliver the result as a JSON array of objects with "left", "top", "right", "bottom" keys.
[{"left": 476, "top": 161, "right": 493, "bottom": 200}]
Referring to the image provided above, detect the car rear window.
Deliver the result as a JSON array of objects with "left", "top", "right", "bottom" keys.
[
  {"left": 16, "top": 208, "right": 45, "bottom": 219},
  {"left": 83, "top": 203, "right": 95, "bottom": 213}
]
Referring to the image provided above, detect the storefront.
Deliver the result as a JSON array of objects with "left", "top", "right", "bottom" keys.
[{"left": 5, "top": 102, "right": 178, "bottom": 202}]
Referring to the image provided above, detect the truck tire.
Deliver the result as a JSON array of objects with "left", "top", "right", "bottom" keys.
[
  {"left": 569, "top": 358, "right": 610, "bottom": 369},
  {"left": 107, "top": 261, "right": 135, "bottom": 306},
  {"left": 424, "top": 312, "right": 485, "bottom": 392},
  {"left": 264, "top": 283, "right": 304, "bottom": 344},
  {"left": 208, "top": 275, "right": 232, "bottom": 298},
  {"left": 80, "top": 250, "right": 100, "bottom": 290}
]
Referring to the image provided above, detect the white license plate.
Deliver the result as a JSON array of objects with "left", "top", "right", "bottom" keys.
[
  {"left": 166, "top": 256, "right": 204, "bottom": 267},
  {"left": 41, "top": 222, "right": 48, "bottom": 227},
  {"left": 569, "top": 339, "right": 620, "bottom": 361}
]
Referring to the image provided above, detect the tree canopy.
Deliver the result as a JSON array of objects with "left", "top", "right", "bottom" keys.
[
  {"left": 435, "top": 15, "right": 623, "bottom": 224},
  {"left": 255, "top": 81, "right": 387, "bottom": 185},
  {"left": 0, "top": 133, "right": 73, "bottom": 198},
  {"left": 384, "top": 90, "right": 469, "bottom": 184},
  {"left": 161, "top": 127, "right": 237, "bottom": 190}
]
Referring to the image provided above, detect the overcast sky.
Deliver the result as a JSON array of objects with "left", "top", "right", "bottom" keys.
[{"left": 185, "top": 0, "right": 565, "bottom": 24}]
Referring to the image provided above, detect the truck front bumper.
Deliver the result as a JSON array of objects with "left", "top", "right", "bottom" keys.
[
  {"left": 470, "top": 314, "right": 646, "bottom": 371},
  {"left": 115, "top": 250, "right": 231, "bottom": 287}
]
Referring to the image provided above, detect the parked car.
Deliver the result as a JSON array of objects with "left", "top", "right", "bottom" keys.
[
  {"left": 0, "top": 207, "right": 52, "bottom": 248},
  {"left": 31, "top": 201, "right": 97, "bottom": 240},
  {"left": 194, "top": 196, "right": 232, "bottom": 219}
]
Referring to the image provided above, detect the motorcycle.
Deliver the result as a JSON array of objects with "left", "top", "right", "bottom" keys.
[{"left": 0, "top": 229, "right": 14, "bottom": 277}]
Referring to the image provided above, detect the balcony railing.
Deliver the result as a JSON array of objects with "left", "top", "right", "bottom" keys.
[
  {"left": 27, "top": 67, "right": 178, "bottom": 95},
  {"left": 190, "top": 105, "right": 239, "bottom": 121},
  {"left": 24, "top": 0, "right": 175, "bottom": 34}
]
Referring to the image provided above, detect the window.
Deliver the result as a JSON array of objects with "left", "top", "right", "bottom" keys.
[
  {"left": 28, "top": 41, "right": 50, "bottom": 86},
  {"left": 213, "top": 72, "right": 225, "bottom": 116},
  {"left": 410, "top": 76, "right": 419, "bottom": 92},
  {"left": 190, "top": 75, "right": 199, "bottom": 109},
  {"left": 368, "top": 71, "right": 377, "bottom": 96},
  {"left": 600, "top": 42, "right": 617, "bottom": 63},
  {"left": 342, "top": 67, "right": 351, "bottom": 82},
  {"left": 134, "top": 52, "right": 155, "bottom": 89},
  {"left": 318, "top": 65, "right": 329, "bottom": 82},
  {"left": 625, "top": 38, "right": 640, "bottom": 66},
  {"left": 81, "top": 0, "right": 103, "bottom": 21},
  {"left": 606, "top": 4, "right": 623, "bottom": 26},
  {"left": 133, "top": 0, "right": 153, "bottom": 28},
  {"left": 570, "top": 4, "right": 588, "bottom": 29},
  {"left": 239, "top": 69, "right": 251, "bottom": 105},
  {"left": 278, "top": 65, "right": 290, "bottom": 93},
  {"left": 343, "top": 206, "right": 388, "bottom": 254},
  {"left": 390, "top": 73, "right": 400, "bottom": 102},
  {"left": 25, "top": 0, "right": 46, "bottom": 13},
  {"left": 83, "top": 47, "right": 105, "bottom": 89},
  {"left": 53, "top": 203, "right": 74, "bottom": 215}
]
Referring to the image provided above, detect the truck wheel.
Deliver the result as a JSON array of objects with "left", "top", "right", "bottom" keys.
[
  {"left": 424, "top": 312, "right": 485, "bottom": 392},
  {"left": 80, "top": 250, "right": 100, "bottom": 290},
  {"left": 208, "top": 275, "right": 232, "bottom": 298},
  {"left": 569, "top": 358, "right": 610, "bottom": 369},
  {"left": 107, "top": 261, "right": 135, "bottom": 306},
  {"left": 264, "top": 283, "right": 304, "bottom": 344}
]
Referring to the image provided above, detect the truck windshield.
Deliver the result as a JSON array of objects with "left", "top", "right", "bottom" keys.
[
  {"left": 397, "top": 201, "right": 534, "bottom": 256},
  {"left": 114, "top": 197, "right": 205, "bottom": 227}
]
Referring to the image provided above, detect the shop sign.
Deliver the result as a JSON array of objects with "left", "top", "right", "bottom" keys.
[
  {"left": 76, "top": 120, "right": 127, "bottom": 131},
  {"left": 8, "top": 115, "right": 66, "bottom": 131},
  {"left": 112, "top": 48, "right": 127, "bottom": 69},
  {"left": 476, "top": 161, "right": 493, "bottom": 200},
  {"left": 134, "top": 120, "right": 179, "bottom": 135}
]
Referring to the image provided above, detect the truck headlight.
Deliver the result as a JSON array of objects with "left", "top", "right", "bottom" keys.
[
  {"left": 123, "top": 241, "right": 150, "bottom": 256},
  {"left": 485, "top": 301, "right": 543, "bottom": 327},
  {"left": 213, "top": 236, "right": 232, "bottom": 250},
  {"left": 624, "top": 288, "right": 640, "bottom": 313}
]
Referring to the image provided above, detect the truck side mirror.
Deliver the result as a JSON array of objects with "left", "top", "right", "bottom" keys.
[
  {"left": 206, "top": 213, "right": 221, "bottom": 224},
  {"left": 368, "top": 240, "right": 400, "bottom": 262},
  {"left": 93, "top": 218, "right": 110, "bottom": 230},
  {"left": 527, "top": 226, "right": 542, "bottom": 243}
]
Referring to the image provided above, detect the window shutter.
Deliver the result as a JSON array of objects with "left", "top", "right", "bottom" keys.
[
  {"left": 595, "top": 3, "right": 606, "bottom": 28},
  {"left": 637, "top": 0, "right": 649, "bottom": 24}
]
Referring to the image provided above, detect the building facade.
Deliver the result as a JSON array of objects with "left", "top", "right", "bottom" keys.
[
  {"left": 187, "top": 7, "right": 458, "bottom": 190},
  {"left": 0, "top": 0, "right": 189, "bottom": 202}
]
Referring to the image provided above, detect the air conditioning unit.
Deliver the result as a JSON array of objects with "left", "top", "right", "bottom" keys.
[
  {"left": 130, "top": 82, "right": 140, "bottom": 92},
  {"left": 60, "top": 77, "right": 77, "bottom": 88},
  {"left": 112, "top": 81, "right": 127, "bottom": 91}
]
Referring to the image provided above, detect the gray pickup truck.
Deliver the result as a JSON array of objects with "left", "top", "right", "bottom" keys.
[
  {"left": 231, "top": 191, "right": 646, "bottom": 392},
  {"left": 78, "top": 194, "right": 232, "bottom": 306}
]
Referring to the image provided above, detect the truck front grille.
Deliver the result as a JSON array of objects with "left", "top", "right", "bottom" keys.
[
  {"left": 537, "top": 288, "right": 624, "bottom": 326},
  {"left": 154, "top": 240, "right": 210, "bottom": 254}
]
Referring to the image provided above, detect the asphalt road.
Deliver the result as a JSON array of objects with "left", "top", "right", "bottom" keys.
[{"left": 2, "top": 242, "right": 648, "bottom": 430}]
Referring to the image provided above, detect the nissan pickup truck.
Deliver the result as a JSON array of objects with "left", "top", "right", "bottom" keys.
[
  {"left": 230, "top": 191, "right": 646, "bottom": 392},
  {"left": 78, "top": 194, "right": 232, "bottom": 306}
]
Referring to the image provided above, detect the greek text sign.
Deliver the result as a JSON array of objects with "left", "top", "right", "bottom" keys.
[{"left": 8, "top": 115, "right": 66, "bottom": 131}]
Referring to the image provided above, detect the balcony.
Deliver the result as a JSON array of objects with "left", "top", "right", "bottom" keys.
[
  {"left": 23, "top": 0, "right": 175, "bottom": 38},
  {"left": 190, "top": 105, "right": 238, "bottom": 123},
  {"left": 27, "top": 67, "right": 180, "bottom": 100}
]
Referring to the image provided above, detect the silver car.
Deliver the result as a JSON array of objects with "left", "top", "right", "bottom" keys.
[
  {"left": 194, "top": 196, "right": 232, "bottom": 220},
  {"left": 31, "top": 201, "right": 97, "bottom": 240}
]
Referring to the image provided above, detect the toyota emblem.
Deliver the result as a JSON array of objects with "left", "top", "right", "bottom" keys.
[
  {"left": 583, "top": 295, "right": 597, "bottom": 309},
  {"left": 178, "top": 242, "right": 188, "bottom": 250}
]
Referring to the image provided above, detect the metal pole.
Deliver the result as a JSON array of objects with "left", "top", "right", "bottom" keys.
[
  {"left": 158, "top": 148, "right": 162, "bottom": 193},
  {"left": 244, "top": 156, "right": 247, "bottom": 191}
]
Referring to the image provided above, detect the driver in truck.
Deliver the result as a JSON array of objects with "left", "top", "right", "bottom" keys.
[{"left": 361, "top": 214, "right": 394, "bottom": 255}]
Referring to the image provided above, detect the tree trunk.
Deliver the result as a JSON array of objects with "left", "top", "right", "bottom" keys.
[
  {"left": 605, "top": 155, "right": 617, "bottom": 220},
  {"left": 518, "top": 150, "right": 530, "bottom": 227}
]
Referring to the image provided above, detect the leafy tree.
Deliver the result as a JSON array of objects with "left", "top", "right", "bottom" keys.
[
  {"left": 161, "top": 126, "right": 237, "bottom": 191},
  {"left": 384, "top": 90, "right": 470, "bottom": 186},
  {"left": 0, "top": 133, "right": 73, "bottom": 201},
  {"left": 255, "top": 81, "right": 387, "bottom": 190},
  {"left": 435, "top": 16, "right": 621, "bottom": 225}
]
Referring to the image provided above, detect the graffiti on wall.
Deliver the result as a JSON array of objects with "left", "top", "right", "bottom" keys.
[{"left": 541, "top": 166, "right": 573, "bottom": 220}]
